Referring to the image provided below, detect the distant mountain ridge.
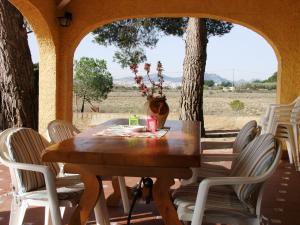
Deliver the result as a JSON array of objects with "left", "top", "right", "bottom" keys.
[{"left": 114, "top": 73, "right": 230, "bottom": 88}]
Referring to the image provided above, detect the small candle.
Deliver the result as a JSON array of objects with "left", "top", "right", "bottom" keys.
[
  {"left": 146, "top": 115, "right": 157, "bottom": 132},
  {"left": 129, "top": 115, "right": 139, "bottom": 126}
]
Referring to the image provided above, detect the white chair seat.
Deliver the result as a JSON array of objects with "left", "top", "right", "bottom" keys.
[
  {"left": 173, "top": 185, "right": 253, "bottom": 221},
  {"left": 20, "top": 183, "right": 83, "bottom": 207}
]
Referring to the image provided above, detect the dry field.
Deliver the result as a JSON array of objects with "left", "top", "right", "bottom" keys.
[{"left": 73, "top": 89, "right": 276, "bottom": 131}]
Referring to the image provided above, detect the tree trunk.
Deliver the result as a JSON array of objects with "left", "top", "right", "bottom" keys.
[
  {"left": 179, "top": 18, "right": 207, "bottom": 136},
  {"left": 0, "top": 0, "right": 38, "bottom": 130},
  {"left": 81, "top": 97, "right": 85, "bottom": 113}
]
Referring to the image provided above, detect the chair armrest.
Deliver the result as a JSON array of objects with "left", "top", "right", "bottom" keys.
[
  {"left": 262, "top": 103, "right": 290, "bottom": 119},
  {"left": 2, "top": 160, "right": 50, "bottom": 173},
  {"left": 270, "top": 99, "right": 297, "bottom": 109},
  {"left": 2, "top": 160, "right": 63, "bottom": 225},
  {"left": 270, "top": 103, "right": 292, "bottom": 108},
  {"left": 201, "top": 141, "right": 234, "bottom": 150},
  {"left": 276, "top": 121, "right": 293, "bottom": 126},
  {"left": 201, "top": 175, "right": 265, "bottom": 187},
  {"left": 272, "top": 105, "right": 293, "bottom": 114},
  {"left": 201, "top": 153, "right": 239, "bottom": 162}
]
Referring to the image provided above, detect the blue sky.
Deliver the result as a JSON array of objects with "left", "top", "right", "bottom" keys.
[{"left": 28, "top": 24, "right": 277, "bottom": 81}]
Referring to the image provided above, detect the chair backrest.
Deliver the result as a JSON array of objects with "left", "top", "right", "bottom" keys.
[
  {"left": 0, "top": 128, "right": 20, "bottom": 192},
  {"left": 47, "top": 120, "right": 80, "bottom": 143},
  {"left": 0, "top": 128, "right": 18, "bottom": 161},
  {"left": 230, "top": 134, "right": 280, "bottom": 213},
  {"left": 6, "top": 128, "right": 60, "bottom": 192},
  {"left": 232, "top": 120, "right": 258, "bottom": 154}
]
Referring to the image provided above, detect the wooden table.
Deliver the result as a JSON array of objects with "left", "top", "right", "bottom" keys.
[{"left": 42, "top": 119, "right": 201, "bottom": 225}]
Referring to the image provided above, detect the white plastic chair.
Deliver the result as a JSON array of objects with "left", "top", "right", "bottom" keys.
[
  {"left": 47, "top": 119, "right": 130, "bottom": 214},
  {"left": 0, "top": 128, "right": 110, "bottom": 225},
  {"left": 261, "top": 96, "right": 300, "bottom": 165},
  {"left": 173, "top": 134, "right": 282, "bottom": 225}
]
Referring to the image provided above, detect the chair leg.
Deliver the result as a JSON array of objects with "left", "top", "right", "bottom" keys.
[
  {"left": 287, "top": 126, "right": 297, "bottom": 165},
  {"left": 45, "top": 206, "right": 52, "bottom": 225},
  {"left": 45, "top": 206, "right": 65, "bottom": 225},
  {"left": 252, "top": 218, "right": 261, "bottom": 225},
  {"left": 60, "top": 207, "right": 66, "bottom": 219},
  {"left": 118, "top": 176, "right": 130, "bottom": 214},
  {"left": 286, "top": 140, "right": 294, "bottom": 164},
  {"left": 9, "top": 199, "right": 27, "bottom": 225},
  {"left": 94, "top": 180, "right": 110, "bottom": 225},
  {"left": 293, "top": 125, "right": 300, "bottom": 171}
]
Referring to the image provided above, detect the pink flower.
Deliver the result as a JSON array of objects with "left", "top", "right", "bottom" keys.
[
  {"left": 130, "top": 64, "right": 138, "bottom": 71},
  {"left": 135, "top": 76, "right": 143, "bottom": 84},
  {"left": 144, "top": 63, "right": 151, "bottom": 73},
  {"left": 130, "top": 64, "right": 138, "bottom": 74},
  {"left": 130, "top": 61, "right": 165, "bottom": 98}
]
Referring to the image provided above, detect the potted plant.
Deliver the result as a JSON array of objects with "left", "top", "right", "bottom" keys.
[{"left": 130, "top": 61, "right": 169, "bottom": 129}]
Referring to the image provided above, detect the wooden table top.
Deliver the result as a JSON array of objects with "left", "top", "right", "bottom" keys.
[{"left": 42, "top": 119, "right": 201, "bottom": 168}]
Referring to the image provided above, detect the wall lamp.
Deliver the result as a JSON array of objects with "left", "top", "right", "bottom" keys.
[{"left": 57, "top": 11, "right": 72, "bottom": 27}]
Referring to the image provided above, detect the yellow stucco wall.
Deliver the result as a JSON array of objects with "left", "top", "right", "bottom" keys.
[{"left": 8, "top": 0, "right": 300, "bottom": 132}]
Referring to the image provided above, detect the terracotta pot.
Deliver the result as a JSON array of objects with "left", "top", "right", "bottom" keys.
[{"left": 145, "top": 96, "right": 169, "bottom": 129}]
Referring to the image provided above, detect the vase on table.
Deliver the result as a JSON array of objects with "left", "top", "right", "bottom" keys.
[{"left": 144, "top": 96, "right": 169, "bottom": 129}]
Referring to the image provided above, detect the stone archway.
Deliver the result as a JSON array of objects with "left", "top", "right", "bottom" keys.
[{"left": 8, "top": 0, "right": 300, "bottom": 132}]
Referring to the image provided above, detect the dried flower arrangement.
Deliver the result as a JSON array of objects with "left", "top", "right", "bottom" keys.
[{"left": 130, "top": 61, "right": 165, "bottom": 99}]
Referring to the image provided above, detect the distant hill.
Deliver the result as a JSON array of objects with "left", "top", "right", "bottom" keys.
[{"left": 114, "top": 73, "right": 230, "bottom": 88}]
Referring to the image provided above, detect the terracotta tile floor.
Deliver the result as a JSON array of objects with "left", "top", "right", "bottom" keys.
[{"left": 1, "top": 160, "right": 300, "bottom": 225}]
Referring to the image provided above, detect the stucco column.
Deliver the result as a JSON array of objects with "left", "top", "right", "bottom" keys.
[
  {"left": 277, "top": 46, "right": 300, "bottom": 104},
  {"left": 55, "top": 45, "right": 74, "bottom": 124},
  {"left": 38, "top": 40, "right": 58, "bottom": 133},
  {"left": 38, "top": 42, "right": 73, "bottom": 133}
]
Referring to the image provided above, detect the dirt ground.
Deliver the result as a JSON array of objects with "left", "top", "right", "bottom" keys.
[{"left": 73, "top": 89, "right": 276, "bottom": 131}]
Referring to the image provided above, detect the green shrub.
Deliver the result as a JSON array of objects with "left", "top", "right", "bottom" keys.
[
  {"left": 204, "top": 80, "right": 215, "bottom": 87},
  {"left": 229, "top": 100, "right": 245, "bottom": 112},
  {"left": 238, "top": 82, "right": 276, "bottom": 90}
]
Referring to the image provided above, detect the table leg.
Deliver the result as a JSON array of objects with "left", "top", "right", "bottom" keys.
[
  {"left": 152, "top": 177, "right": 183, "bottom": 225},
  {"left": 107, "top": 176, "right": 122, "bottom": 206},
  {"left": 69, "top": 172, "right": 100, "bottom": 225}
]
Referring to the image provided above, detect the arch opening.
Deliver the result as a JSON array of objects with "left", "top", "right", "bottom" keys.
[{"left": 72, "top": 17, "right": 278, "bottom": 131}]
